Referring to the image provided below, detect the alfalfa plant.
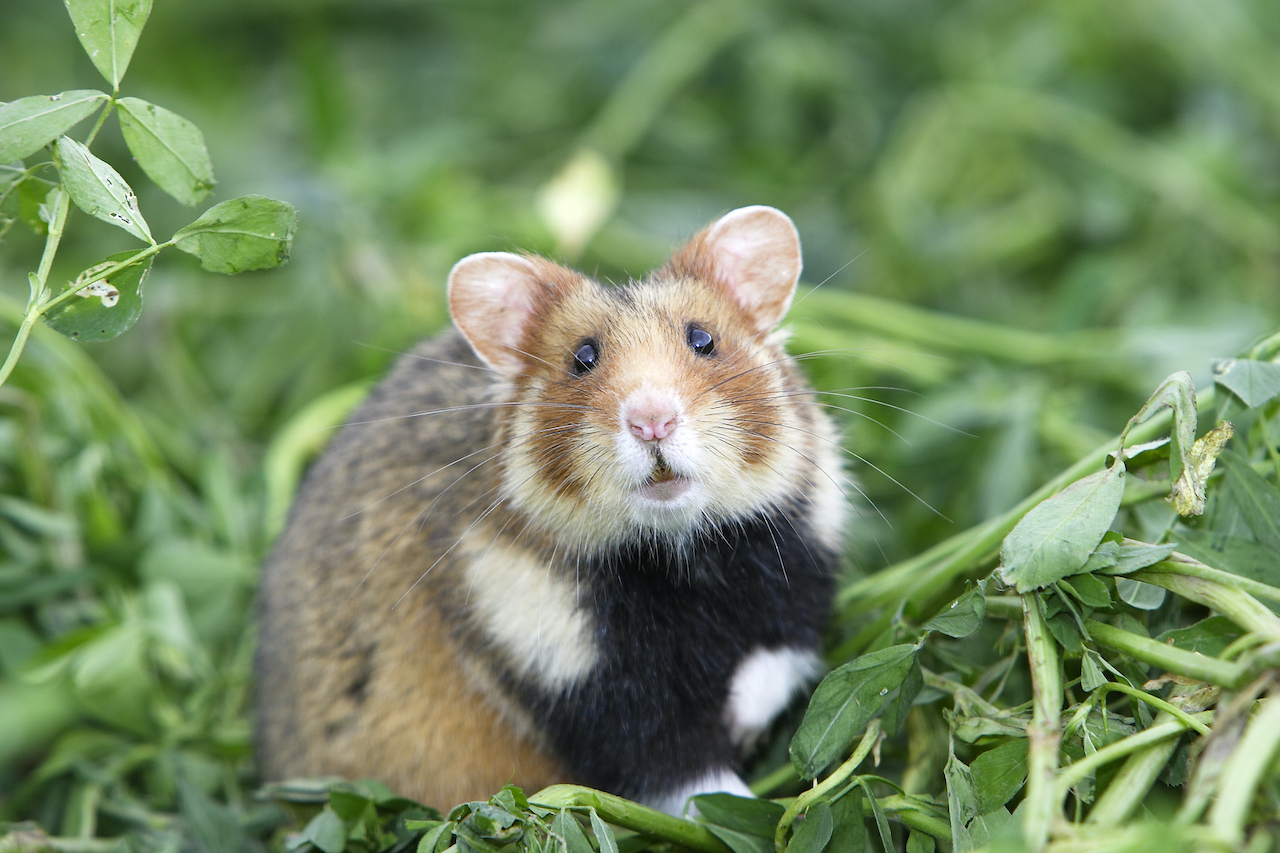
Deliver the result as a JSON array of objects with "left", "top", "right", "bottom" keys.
[{"left": 0, "top": 0, "right": 297, "bottom": 387}]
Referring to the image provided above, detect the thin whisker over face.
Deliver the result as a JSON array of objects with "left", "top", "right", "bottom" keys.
[{"left": 257, "top": 204, "right": 855, "bottom": 814}]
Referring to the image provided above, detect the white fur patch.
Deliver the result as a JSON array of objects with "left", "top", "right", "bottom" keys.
[
  {"left": 725, "top": 647, "right": 824, "bottom": 748},
  {"left": 459, "top": 531, "right": 599, "bottom": 689},
  {"left": 644, "top": 768, "right": 755, "bottom": 817}
]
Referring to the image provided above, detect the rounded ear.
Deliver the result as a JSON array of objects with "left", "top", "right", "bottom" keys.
[
  {"left": 700, "top": 205, "right": 802, "bottom": 331},
  {"left": 447, "top": 252, "right": 545, "bottom": 374}
]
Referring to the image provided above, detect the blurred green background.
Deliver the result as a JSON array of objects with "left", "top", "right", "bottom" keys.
[{"left": 2, "top": 0, "right": 1278, "bottom": 845}]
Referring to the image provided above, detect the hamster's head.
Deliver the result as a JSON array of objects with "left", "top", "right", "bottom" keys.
[{"left": 447, "top": 206, "right": 845, "bottom": 553}]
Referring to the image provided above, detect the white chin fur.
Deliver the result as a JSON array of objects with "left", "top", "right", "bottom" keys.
[{"left": 643, "top": 768, "right": 755, "bottom": 817}]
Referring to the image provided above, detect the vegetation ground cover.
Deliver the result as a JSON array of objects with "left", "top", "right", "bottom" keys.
[{"left": 2, "top": 1, "right": 1279, "bottom": 851}]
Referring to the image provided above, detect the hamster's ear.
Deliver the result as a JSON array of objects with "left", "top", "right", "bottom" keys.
[
  {"left": 448, "top": 252, "right": 545, "bottom": 374},
  {"left": 675, "top": 206, "right": 802, "bottom": 331}
]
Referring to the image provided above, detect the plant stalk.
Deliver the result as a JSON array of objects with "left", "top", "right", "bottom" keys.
[
  {"left": 529, "top": 786, "right": 730, "bottom": 853},
  {"left": 1055, "top": 711, "right": 1212, "bottom": 794},
  {"left": 1022, "top": 593, "right": 1063, "bottom": 852},
  {"left": 1132, "top": 563, "right": 1280, "bottom": 641},
  {"left": 774, "top": 720, "right": 881, "bottom": 852},
  {"left": 1084, "top": 712, "right": 1182, "bottom": 827},
  {"left": 1207, "top": 696, "right": 1280, "bottom": 849},
  {"left": 1085, "top": 620, "right": 1247, "bottom": 688}
]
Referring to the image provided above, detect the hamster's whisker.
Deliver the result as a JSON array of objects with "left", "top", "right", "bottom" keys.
[
  {"left": 362, "top": 424, "right": 580, "bottom": 591},
  {"left": 353, "top": 341, "right": 502, "bottom": 374},
  {"left": 347, "top": 422, "right": 579, "bottom": 520},
  {"left": 785, "top": 252, "right": 867, "bottom": 314},
  {"left": 344, "top": 400, "right": 592, "bottom": 429}
]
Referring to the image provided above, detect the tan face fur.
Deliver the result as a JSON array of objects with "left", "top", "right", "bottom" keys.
[{"left": 448, "top": 206, "right": 847, "bottom": 553}]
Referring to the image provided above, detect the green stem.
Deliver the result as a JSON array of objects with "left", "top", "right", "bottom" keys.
[
  {"left": 529, "top": 786, "right": 729, "bottom": 853},
  {"left": 796, "top": 290, "right": 1130, "bottom": 375},
  {"left": 1084, "top": 712, "right": 1182, "bottom": 827},
  {"left": 1085, "top": 620, "right": 1247, "bottom": 689},
  {"left": 1022, "top": 594, "right": 1063, "bottom": 852},
  {"left": 1207, "top": 696, "right": 1280, "bottom": 849},
  {"left": 1132, "top": 563, "right": 1280, "bottom": 641},
  {"left": 1146, "top": 551, "right": 1280, "bottom": 607},
  {"left": 1055, "top": 712, "right": 1212, "bottom": 795},
  {"left": 39, "top": 240, "right": 170, "bottom": 314},
  {"left": 1091, "top": 681, "right": 1210, "bottom": 735},
  {"left": 749, "top": 764, "right": 795, "bottom": 798},
  {"left": 32, "top": 187, "right": 71, "bottom": 302},
  {"left": 774, "top": 720, "right": 881, "bottom": 852},
  {"left": 82, "top": 96, "right": 116, "bottom": 147},
  {"left": 0, "top": 188, "right": 71, "bottom": 389},
  {"left": 877, "top": 794, "right": 953, "bottom": 842}
]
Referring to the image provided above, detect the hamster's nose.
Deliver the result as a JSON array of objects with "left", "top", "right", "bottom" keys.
[{"left": 624, "top": 391, "right": 679, "bottom": 442}]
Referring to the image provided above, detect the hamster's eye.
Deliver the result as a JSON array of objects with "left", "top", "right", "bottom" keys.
[
  {"left": 572, "top": 339, "right": 599, "bottom": 375},
  {"left": 687, "top": 325, "right": 715, "bottom": 357}
]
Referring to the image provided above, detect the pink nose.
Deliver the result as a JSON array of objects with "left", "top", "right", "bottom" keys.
[{"left": 628, "top": 407, "right": 677, "bottom": 442}]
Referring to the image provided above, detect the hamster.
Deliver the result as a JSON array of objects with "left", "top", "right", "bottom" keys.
[{"left": 254, "top": 205, "right": 848, "bottom": 814}]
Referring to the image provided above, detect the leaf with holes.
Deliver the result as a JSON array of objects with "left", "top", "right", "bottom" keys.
[
  {"left": 56, "top": 136, "right": 152, "bottom": 242},
  {"left": 45, "top": 251, "right": 151, "bottom": 342},
  {"left": 0, "top": 90, "right": 108, "bottom": 163},
  {"left": 65, "top": 0, "right": 153, "bottom": 89},
  {"left": 172, "top": 195, "right": 297, "bottom": 273},
  {"left": 116, "top": 97, "right": 214, "bottom": 205}
]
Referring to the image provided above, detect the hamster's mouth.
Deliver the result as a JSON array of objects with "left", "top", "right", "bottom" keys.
[{"left": 637, "top": 461, "right": 693, "bottom": 503}]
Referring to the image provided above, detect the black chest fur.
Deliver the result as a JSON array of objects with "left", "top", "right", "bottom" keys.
[{"left": 515, "top": 506, "right": 836, "bottom": 800}]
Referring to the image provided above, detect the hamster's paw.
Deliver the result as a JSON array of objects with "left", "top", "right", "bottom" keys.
[{"left": 643, "top": 768, "right": 755, "bottom": 817}]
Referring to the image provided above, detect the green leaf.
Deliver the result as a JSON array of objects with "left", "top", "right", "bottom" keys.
[
  {"left": 1081, "top": 651, "right": 1107, "bottom": 692},
  {"left": 416, "top": 822, "right": 453, "bottom": 853},
  {"left": 1045, "top": 611, "right": 1084, "bottom": 652},
  {"left": 879, "top": 654, "right": 924, "bottom": 736},
  {"left": 0, "top": 90, "right": 108, "bottom": 163},
  {"left": 551, "top": 809, "right": 594, "bottom": 853},
  {"left": 1220, "top": 451, "right": 1280, "bottom": 553},
  {"left": 1175, "top": 529, "right": 1280, "bottom": 588},
  {"left": 116, "top": 97, "right": 215, "bottom": 205},
  {"left": 588, "top": 809, "right": 619, "bottom": 853},
  {"left": 301, "top": 807, "right": 348, "bottom": 853},
  {"left": 45, "top": 251, "right": 152, "bottom": 342},
  {"left": 17, "top": 176, "right": 56, "bottom": 235},
  {"left": 1115, "top": 578, "right": 1166, "bottom": 610},
  {"left": 969, "top": 738, "right": 1028, "bottom": 812},
  {"left": 64, "top": 0, "right": 153, "bottom": 88},
  {"left": 1059, "top": 573, "right": 1111, "bottom": 609},
  {"left": 692, "top": 794, "right": 784, "bottom": 838},
  {"left": 1156, "top": 616, "right": 1241, "bottom": 657},
  {"left": 56, "top": 136, "right": 152, "bottom": 242},
  {"left": 924, "top": 581, "right": 986, "bottom": 638},
  {"left": 858, "top": 780, "right": 893, "bottom": 853},
  {"left": 906, "top": 830, "right": 935, "bottom": 853},
  {"left": 705, "top": 825, "right": 774, "bottom": 853},
  {"left": 827, "top": 789, "right": 867, "bottom": 853},
  {"left": 1091, "top": 542, "right": 1178, "bottom": 576},
  {"left": 997, "top": 462, "right": 1125, "bottom": 592},
  {"left": 1213, "top": 358, "right": 1280, "bottom": 409},
  {"left": 328, "top": 788, "right": 373, "bottom": 821},
  {"left": 173, "top": 195, "right": 297, "bottom": 273},
  {"left": 786, "top": 801, "right": 832, "bottom": 853},
  {"left": 790, "top": 644, "right": 918, "bottom": 779}
]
